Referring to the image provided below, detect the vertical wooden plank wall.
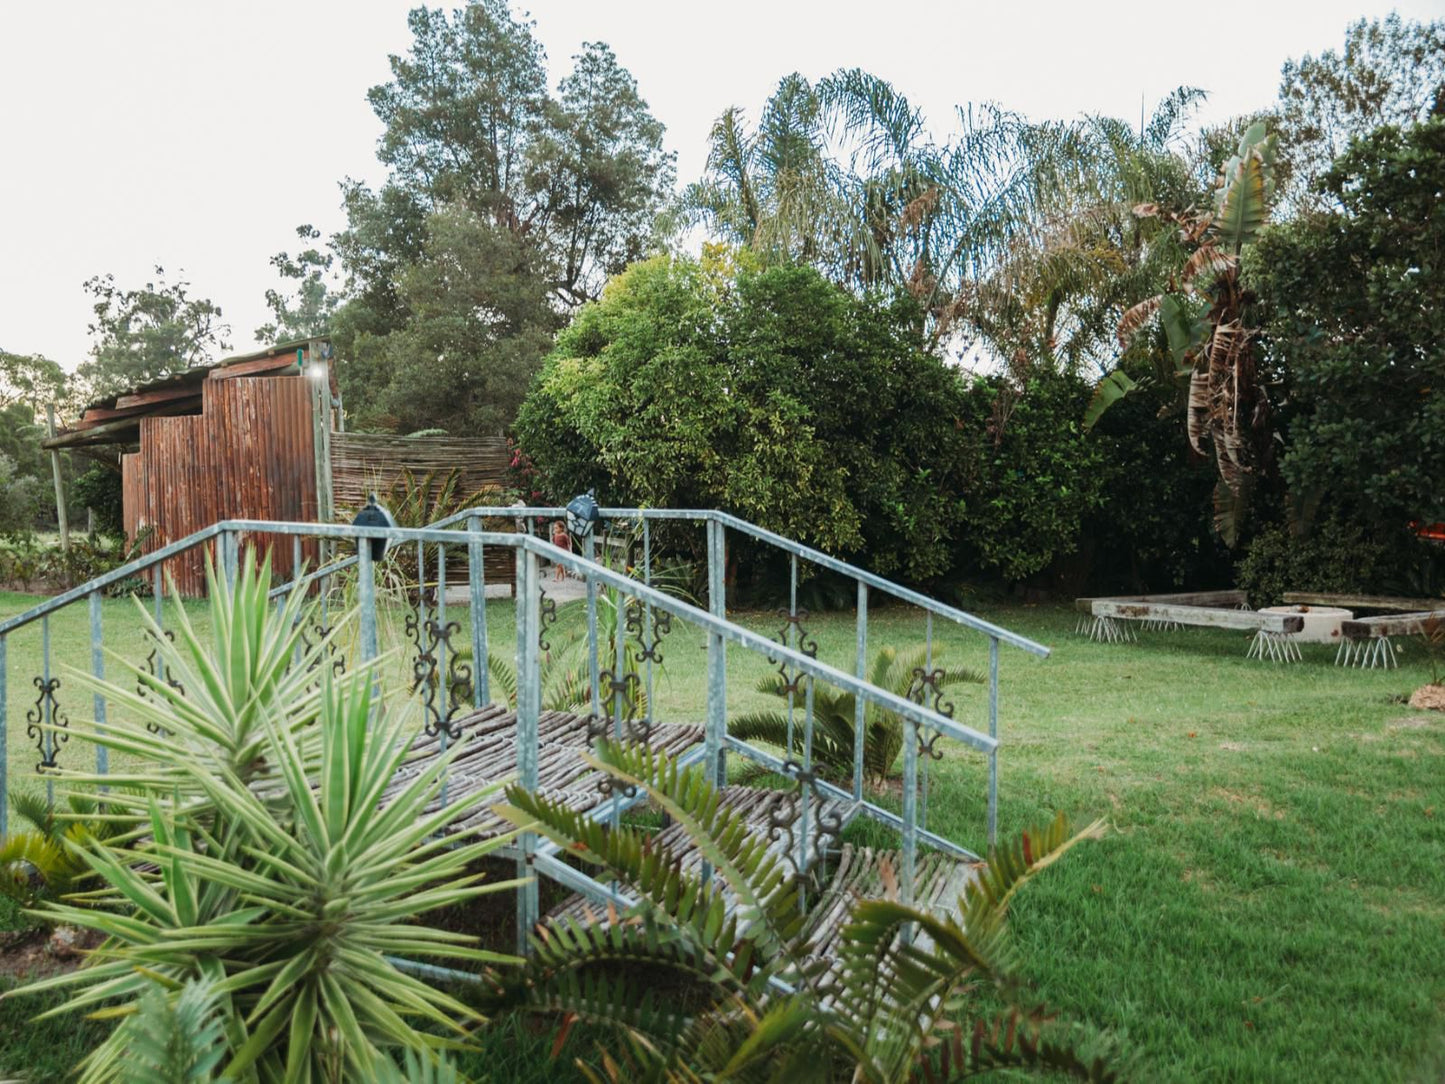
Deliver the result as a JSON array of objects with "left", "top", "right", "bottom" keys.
[{"left": 129, "top": 374, "right": 319, "bottom": 596}]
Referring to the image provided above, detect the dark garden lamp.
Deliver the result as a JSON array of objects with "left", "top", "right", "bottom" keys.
[
  {"left": 352, "top": 494, "right": 396, "bottom": 561},
  {"left": 565, "top": 490, "right": 601, "bottom": 539}
]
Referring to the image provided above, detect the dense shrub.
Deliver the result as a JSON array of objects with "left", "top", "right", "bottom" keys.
[
  {"left": 0, "top": 452, "right": 43, "bottom": 537},
  {"left": 1234, "top": 515, "right": 1401, "bottom": 606},
  {"left": 1244, "top": 118, "right": 1445, "bottom": 592},
  {"left": 517, "top": 254, "right": 1131, "bottom": 589},
  {"left": 951, "top": 371, "right": 1109, "bottom": 584},
  {"left": 71, "top": 465, "right": 124, "bottom": 539},
  {"left": 1082, "top": 392, "right": 1228, "bottom": 593}
]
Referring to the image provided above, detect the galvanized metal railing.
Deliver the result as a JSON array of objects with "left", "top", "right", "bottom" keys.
[
  {"left": 0, "top": 511, "right": 1045, "bottom": 950},
  {"left": 426, "top": 505, "right": 1051, "bottom": 845}
]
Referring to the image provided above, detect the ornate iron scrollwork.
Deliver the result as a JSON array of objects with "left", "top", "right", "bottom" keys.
[
  {"left": 299, "top": 621, "right": 345, "bottom": 680},
  {"left": 138, "top": 629, "right": 183, "bottom": 699},
  {"left": 588, "top": 667, "right": 650, "bottom": 798},
  {"left": 410, "top": 612, "right": 472, "bottom": 742},
  {"left": 906, "top": 666, "right": 956, "bottom": 719},
  {"left": 777, "top": 609, "right": 819, "bottom": 659},
  {"left": 137, "top": 628, "right": 184, "bottom": 733},
  {"left": 624, "top": 598, "right": 672, "bottom": 665},
  {"left": 538, "top": 585, "right": 558, "bottom": 652},
  {"left": 763, "top": 759, "right": 843, "bottom": 877},
  {"left": 767, "top": 609, "right": 818, "bottom": 696},
  {"left": 27, "top": 676, "right": 68, "bottom": 772},
  {"left": 916, "top": 726, "right": 945, "bottom": 761}
]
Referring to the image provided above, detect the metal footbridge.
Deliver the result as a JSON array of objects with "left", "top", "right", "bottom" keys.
[{"left": 0, "top": 506, "right": 1049, "bottom": 956}]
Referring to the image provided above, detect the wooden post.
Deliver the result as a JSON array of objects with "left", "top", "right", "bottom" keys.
[{"left": 45, "top": 405, "right": 69, "bottom": 551}]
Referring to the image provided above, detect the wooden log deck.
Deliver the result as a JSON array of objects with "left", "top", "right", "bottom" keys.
[
  {"left": 545, "top": 783, "right": 978, "bottom": 980},
  {"left": 381, "top": 704, "right": 705, "bottom": 840},
  {"left": 549, "top": 831, "right": 978, "bottom": 984},
  {"left": 379, "top": 706, "right": 978, "bottom": 962}
]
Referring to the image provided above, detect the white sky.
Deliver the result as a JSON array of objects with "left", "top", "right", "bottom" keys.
[{"left": 2, "top": 0, "right": 1440, "bottom": 373}]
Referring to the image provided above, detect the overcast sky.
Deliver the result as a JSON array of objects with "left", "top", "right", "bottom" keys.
[{"left": 2, "top": 0, "right": 1439, "bottom": 374}]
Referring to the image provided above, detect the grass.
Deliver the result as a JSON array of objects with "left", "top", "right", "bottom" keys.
[{"left": 1, "top": 587, "right": 1442, "bottom": 1081}]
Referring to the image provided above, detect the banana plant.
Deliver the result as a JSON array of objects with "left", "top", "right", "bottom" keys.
[
  {"left": 1092, "top": 122, "right": 1279, "bottom": 546},
  {"left": 484, "top": 740, "right": 1123, "bottom": 1082}
]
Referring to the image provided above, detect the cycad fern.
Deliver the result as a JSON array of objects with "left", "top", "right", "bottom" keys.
[
  {"left": 115, "top": 979, "right": 230, "bottom": 1084},
  {"left": 0, "top": 789, "right": 120, "bottom": 911},
  {"left": 731, "top": 645, "right": 983, "bottom": 787},
  {"left": 486, "top": 742, "right": 1122, "bottom": 1082}
]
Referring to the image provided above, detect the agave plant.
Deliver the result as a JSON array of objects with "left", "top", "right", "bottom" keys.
[
  {"left": 1100, "top": 121, "right": 1279, "bottom": 546},
  {"left": 730, "top": 645, "right": 983, "bottom": 788},
  {"left": 5, "top": 553, "right": 520, "bottom": 1083},
  {"left": 483, "top": 741, "right": 1120, "bottom": 1083}
]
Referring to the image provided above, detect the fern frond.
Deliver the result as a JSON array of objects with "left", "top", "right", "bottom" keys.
[
  {"left": 117, "top": 979, "right": 229, "bottom": 1084},
  {"left": 912, "top": 1011, "right": 1130, "bottom": 1083}
]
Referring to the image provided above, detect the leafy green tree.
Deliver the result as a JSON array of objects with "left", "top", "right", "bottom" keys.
[
  {"left": 369, "top": 203, "right": 561, "bottom": 435},
  {"left": 0, "top": 349, "right": 68, "bottom": 413},
  {"left": 1276, "top": 14, "right": 1445, "bottom": 210},
  {"left": 517, "top": 253, "right": 982, "bottom": 580},
  {"left": 76, "top": 267, "right": 230, "bottom": 400},
  {"left": 328, "top": 2, "right": 672, "bottom": 433},
  {"left": 255, "top": 224, "right": 339, "bottom": 343},
  {"left": 1245, "top": 117, "right": 1445, "bottom": 577},
  {"left": 0, "top": 451, "right": 44, "bottom": 536}
]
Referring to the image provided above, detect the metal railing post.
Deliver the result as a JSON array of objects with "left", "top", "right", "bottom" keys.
[
  {"left": 357, "top": 540, "right": 378, "bottom": 663},
  {"left": 90, "top": 590, "right": 107, "bottom": 778},
  {"left": 221, "top": 529, "right": 238, "bottom": 589},
  {"left": 902, "top": 716, "right": 918, "bottom": 912},
  {"left": 468, "top": 515, "right": 488, "bottom": 707},
  {"left": 42, "top": 614, "right": 54, "bottom": 807},
  {"left": 854, "top": 582, "right": 867, "bottom": 801},
  {"left": 436, "top": 545, "right": 449, "bottom": 807},
  {"left": 988, "top": 636, "right": 1000, "bottom": 847},
  {"left": 706, "top": 516, "right": 727, "bottom": 787},
  {"left": 515, "top": 547, "right": 541, "bottom": 954},
  {"left": 584, "top": 533, "right": 600, "bottom": 717},
  {"left": 0, "top": 633, "right": 7, "bottom": 837}
]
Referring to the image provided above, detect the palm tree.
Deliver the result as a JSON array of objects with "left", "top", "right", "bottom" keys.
[{"left": 1108, "top": 121, "right": 1280, "bottom": 545}]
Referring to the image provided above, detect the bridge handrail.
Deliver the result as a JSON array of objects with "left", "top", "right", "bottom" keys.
[{"left": 428, "top": 505, "right": 1050, "bottom": 658}]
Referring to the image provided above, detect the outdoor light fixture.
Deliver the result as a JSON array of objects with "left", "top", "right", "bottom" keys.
[
  {"left": 565, "top": 490, "right": 601, "bottom": 538},
  {"left": 352, "top": 494, "right": 396, "bottom": 561}
]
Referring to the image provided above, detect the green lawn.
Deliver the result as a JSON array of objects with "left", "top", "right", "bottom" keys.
[{"left": 1, "top": 588, "right": 1442, "bottom": 1081}]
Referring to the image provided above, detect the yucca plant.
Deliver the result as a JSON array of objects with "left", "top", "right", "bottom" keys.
[
  {"left": 5, "top": 552, "right": 521, "bottom": 1083},
  {"left": 483, "top": 740, "right": 1122, "bottom": 1082},
  {"left": 730, "top": 645, "right": 983, "bottom": 788}
]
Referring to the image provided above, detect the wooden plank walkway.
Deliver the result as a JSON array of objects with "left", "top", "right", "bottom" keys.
[
  {"left": 381, "top": 704, "right": 704, "bottom": 840},
  {"left": 378, "top": 707, "right": 979, "bottom": 967}
]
